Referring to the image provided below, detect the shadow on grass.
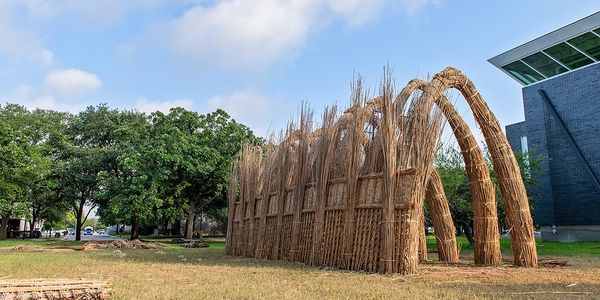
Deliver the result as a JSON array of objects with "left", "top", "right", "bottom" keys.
[{"left": 442, "top": 282, "right": 600, "bottom": 299}]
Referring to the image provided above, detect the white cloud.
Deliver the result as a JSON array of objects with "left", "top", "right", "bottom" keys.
[
  {"left": 205, "top": 91, "right": 285, "bottom": 137},
  {"left": 133, "top": 97, "right": 194, "bottom": 113},
  {"left": 168, "top": 0, "right": 320, "bottom": 70},
  {"left": 44, "top": 69, "right": 102, "bottom": 98},
  {"left": 0, "top": 23, "right": 54, "bottom": 67},
  {"left": 164, "top": 0, "right": 441, "bottom": 70},
  {"left": 4, "top": 70, "right": 101, "bottom": 113},
  {"left": 13, "top": 84, "right": 36, "bottom": 99},
  {"left": 327, "top": 0, "right": 386, "bottom": 26},
  {"left": 23, "top": 95, "right": 88, "bottom": 113},
  {"left": 399, "top": 0, "right": 441, "bottom": 16}
]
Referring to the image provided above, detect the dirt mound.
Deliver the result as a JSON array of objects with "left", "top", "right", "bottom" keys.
[
  {"left": 183, "top": 242, "right": 209, "bottom": 248},
  {"left": 84, "top": 240, "right": 167, "bottom": 250},
  {"left": 0, "top": 245, "right": 43, "bottom": 252}
]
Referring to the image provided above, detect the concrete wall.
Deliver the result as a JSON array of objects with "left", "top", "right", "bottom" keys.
[{"left": 506, "top": 62, "right": 600, "bottom": 231}]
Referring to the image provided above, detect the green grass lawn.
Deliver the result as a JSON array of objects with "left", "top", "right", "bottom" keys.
[
  {"left": 1, "top": 237, "right": 599, "bottom": 299},
  {"left": 426, "top": 235, "right": 600, "bottom": 257}
]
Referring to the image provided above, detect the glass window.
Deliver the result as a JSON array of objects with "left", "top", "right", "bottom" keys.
[
  {"left": 544, "top": 42, "right": 593, "bottom": 69},
  {"left": 501, "top": 60, "right": 545, "bottom": 85},
  {"left": 594, "top": 28, "right": 600, "bottom": 36},
  {"left": 522, "top": 52, "right": 568, "bottom": 77},
  {"left": 568, "top": 32, "right": 600, "bottom": 60}
]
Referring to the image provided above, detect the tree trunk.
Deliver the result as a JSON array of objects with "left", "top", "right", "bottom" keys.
[
  {"left": 0, "top": 216, "right": 8, "bottom": 240},
  {"left": 163, "top": 218, "right": 169, "bottom": 236},
  {"left": 460, "top": 221, "right": 474, "bottom": 246},
  {"left": 74, "top": 199, "right": 86, "bottom": 241},
  {"left": 131, "top": 216, "right": 139, "bottom": 240},
  {"left": 75, "top": 216, "right": 83, "bottom": 241},
  {"left": 173, "top": 219, "right": 182, "bottom": 236},
  {"left": 185, "top": 203, "right": 195, "bottom": 239}
]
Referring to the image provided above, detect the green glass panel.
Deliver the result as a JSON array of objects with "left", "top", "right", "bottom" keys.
[
  {"left": 545, "top": 42, "right": 593, "bottom": 69},
  {"left": 522, "top": 52, "right": 568, "bottom": 77},
  {"left": 568, "top": 32, "right": 600, "bottom": 60},
  {"left": 501, "top": 60, "right": 545, "bottom": 85},
  {"left": 594, "top": 28, "right": 600, "bottom": 36}
]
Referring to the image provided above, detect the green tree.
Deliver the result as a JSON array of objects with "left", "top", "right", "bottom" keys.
[
  {"left": 97, "top": 110, "right": 163, "bottom": 239},
  {"left": 53, "top": 105, "right": 121, "bottom": 241},
  {"left": 434, "top": 146, "right": 544, "bottom": 246},
  {"left": 0, "top": 119, "right": 29, "bottom": 239},
  {"left": 0, "top": 104, "right": 64, "bottom": 239},
  {"left": 22, "top": 108, "right": 70, "bottom": 233}
]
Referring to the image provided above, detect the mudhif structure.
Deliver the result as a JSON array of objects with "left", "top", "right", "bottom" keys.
[{"left": 226, "top": 67, "right": 538, "bottom": 275}]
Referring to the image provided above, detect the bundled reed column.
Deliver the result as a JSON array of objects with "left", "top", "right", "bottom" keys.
[
  {"left": 341, "top": 90, "right": 366, "bottom": 269},
  {"left": 310, "top": 108, "right": 337, "bottom": 265},
  {"left": 226, "top": 160, "right": 239, "bottom": 255},
  {"left": 418, "top": 212, "right": 428, "bottom": 261},
  {"left": 255, "top": 145, "right": 275, "bottom": 259},
  {"left": 290, "top": 113, "right": 312, "bottom": 261},
  {"left": 379, "top": 79, "right": 397, "bottom": 274},
  {"left": 272, "top": 140, "right": 291, "bottom": 260},
  {"left": 426, "top": 169, "right": 459, "bottom": 262},
  {"left": 245, "top": 147, "right": 262, "bottom": 257},
  {"left": 234, "top": 148, "right": 250, "bottom": 255}
]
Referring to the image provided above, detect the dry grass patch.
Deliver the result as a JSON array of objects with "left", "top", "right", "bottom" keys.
[{"left": 0, "top": 244, "right": 598, "bottom": 299}]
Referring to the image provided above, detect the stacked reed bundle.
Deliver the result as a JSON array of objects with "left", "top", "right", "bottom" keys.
[{"left": 0, "top": 279, "right": 111, "bottom": 300}]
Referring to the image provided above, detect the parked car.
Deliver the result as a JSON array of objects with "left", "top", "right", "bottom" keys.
[
  {"left": 97, "top": 229, "right": 106, "bottom": 235},
  {"left": 31, "top": 228, "right": 42, "bottom": 238},
  {"left": 84, "top": 226, "right": 94, "bottom": 235}
]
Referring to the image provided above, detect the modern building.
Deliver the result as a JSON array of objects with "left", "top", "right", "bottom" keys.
[{"left": 489, "top": 11, "right": 600, "bottom": 242}]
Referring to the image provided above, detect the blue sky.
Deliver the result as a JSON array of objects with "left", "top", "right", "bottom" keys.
[{"left": 1, "top": 0, "right": 599, "bottom": 139}]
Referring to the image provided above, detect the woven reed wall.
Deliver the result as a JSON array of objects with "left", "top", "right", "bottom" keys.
[{"left": 227, "top": 70, "right": 445, "bottom": 275}]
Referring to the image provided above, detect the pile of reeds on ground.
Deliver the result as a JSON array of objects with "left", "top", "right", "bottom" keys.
[{"left": 0, "top": 279, "right": 111, "bottom": 300}]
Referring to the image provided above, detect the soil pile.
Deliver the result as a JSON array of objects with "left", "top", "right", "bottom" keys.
[{"left": 84, "top": 240, "right": 166, "bottom": 250}]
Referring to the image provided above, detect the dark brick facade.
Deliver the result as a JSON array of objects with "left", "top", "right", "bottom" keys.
[{"left": 506, "top": 62, "right": 600, "bottom": 226}]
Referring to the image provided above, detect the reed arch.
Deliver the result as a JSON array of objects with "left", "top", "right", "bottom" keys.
[
  {"left": 413, "top": 67, "right": 537, "bottom": 267},
  {"left": 398, "top": 79, "right": 501, "bottom": 265},
  {"left": 226, "top": 67, "right": 537, "bottom": 275}
]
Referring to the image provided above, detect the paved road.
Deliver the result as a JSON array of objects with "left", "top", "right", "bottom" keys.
[{"left": 64, "top": 234, "right": 121, "bottom": 241}]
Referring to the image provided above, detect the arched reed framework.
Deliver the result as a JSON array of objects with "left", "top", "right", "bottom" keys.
[
  {"left": 226, "top": 67, "right": 538, "bottom": 275},
  {"left": 399, "top": 79, "right": 501, "bottom": 266}
]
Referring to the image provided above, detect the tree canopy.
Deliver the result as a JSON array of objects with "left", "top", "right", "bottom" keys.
[{"left": 0, "top": 103, "right": 261, "bottom": 240}]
